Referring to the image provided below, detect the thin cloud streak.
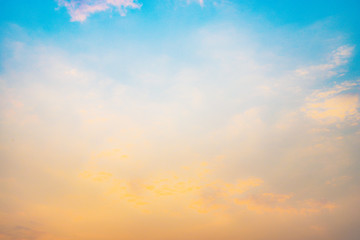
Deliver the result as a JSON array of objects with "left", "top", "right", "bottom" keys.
[{"left": 57, "top": 0, "right": 142, "bottom": 22}]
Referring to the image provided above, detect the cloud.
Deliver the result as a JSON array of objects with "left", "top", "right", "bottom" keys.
[
  {"left": 0, "top": 226, "right": 44, "bottom": 240},
  {"left": 302, "top": 81, "right": 360, "bottom": 124},
  {"left": 78, "top": 161, "right": 264, "bottom": 214},
  {"left": 294, "top": 45, "right": 355, "bottom": 80},
  {"left": 57, "top": 0, "right": 142, "bottom": 22},
  {"left": 188, "top": 0, "right": 204, "bottom": 6},
  {"left": 235, "top": 194, "right": 336, "bottom": 215},
  {"left": 79, "top": 170, "right": 113, "bottom": 182},
  {"left": 326, "top": 175, "right": 352, "bottom": 187},
  {"left": 1, "top": 22, "right": 359, "bottom": 240}
]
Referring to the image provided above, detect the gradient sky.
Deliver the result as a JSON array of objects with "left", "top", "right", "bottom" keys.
[{"left": 1, "top": 1, "right": 360, "bottom": 240}]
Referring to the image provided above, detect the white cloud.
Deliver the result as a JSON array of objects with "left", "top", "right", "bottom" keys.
[
  {"left": 294, "top": 45, "right": 355, "bottom": 80},
  {"left": 57, "top": 0, "right": 142, "bottom": 22}
]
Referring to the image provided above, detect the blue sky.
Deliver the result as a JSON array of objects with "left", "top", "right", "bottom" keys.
[{"left": 1, "top": 0, "right": 360, "bottom": 76}]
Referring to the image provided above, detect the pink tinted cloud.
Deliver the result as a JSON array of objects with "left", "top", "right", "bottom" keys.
[{"left": 57, "top": 0, "right": 142, "bottom": 22}]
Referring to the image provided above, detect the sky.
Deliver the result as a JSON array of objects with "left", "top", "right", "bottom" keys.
[{"left": 0, "top": 0, "right": 360, "bottom": 240}]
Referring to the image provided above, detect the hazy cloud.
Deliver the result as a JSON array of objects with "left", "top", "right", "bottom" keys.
[
  {"left": 1, "top": 22, "right": 359, "bottom": 240},
  {"left": 303, "top": 81, "right": 360, "bottom": 124}
]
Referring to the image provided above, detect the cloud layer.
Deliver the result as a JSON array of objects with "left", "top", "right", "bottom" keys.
[{"left": 0, "top": 11, "right": 359, "bottom": 240}]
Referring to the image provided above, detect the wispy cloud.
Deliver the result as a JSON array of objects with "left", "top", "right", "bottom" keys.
[
  {"left": 294, "top": 45, "right": 355, "bottom": 80},
  {"left": 57, "top": 0, "right": 142, "bottom": 22},
  {"left": 186, "top": 0, "right": 205, "bottom": 6},
  {"left": 302, "top": 81, "right": 360, "bottom": 124}
]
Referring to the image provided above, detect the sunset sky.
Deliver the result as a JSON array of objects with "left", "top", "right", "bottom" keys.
[{"left": 0, "top": 1, "right": 360, "bottom": 240}]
